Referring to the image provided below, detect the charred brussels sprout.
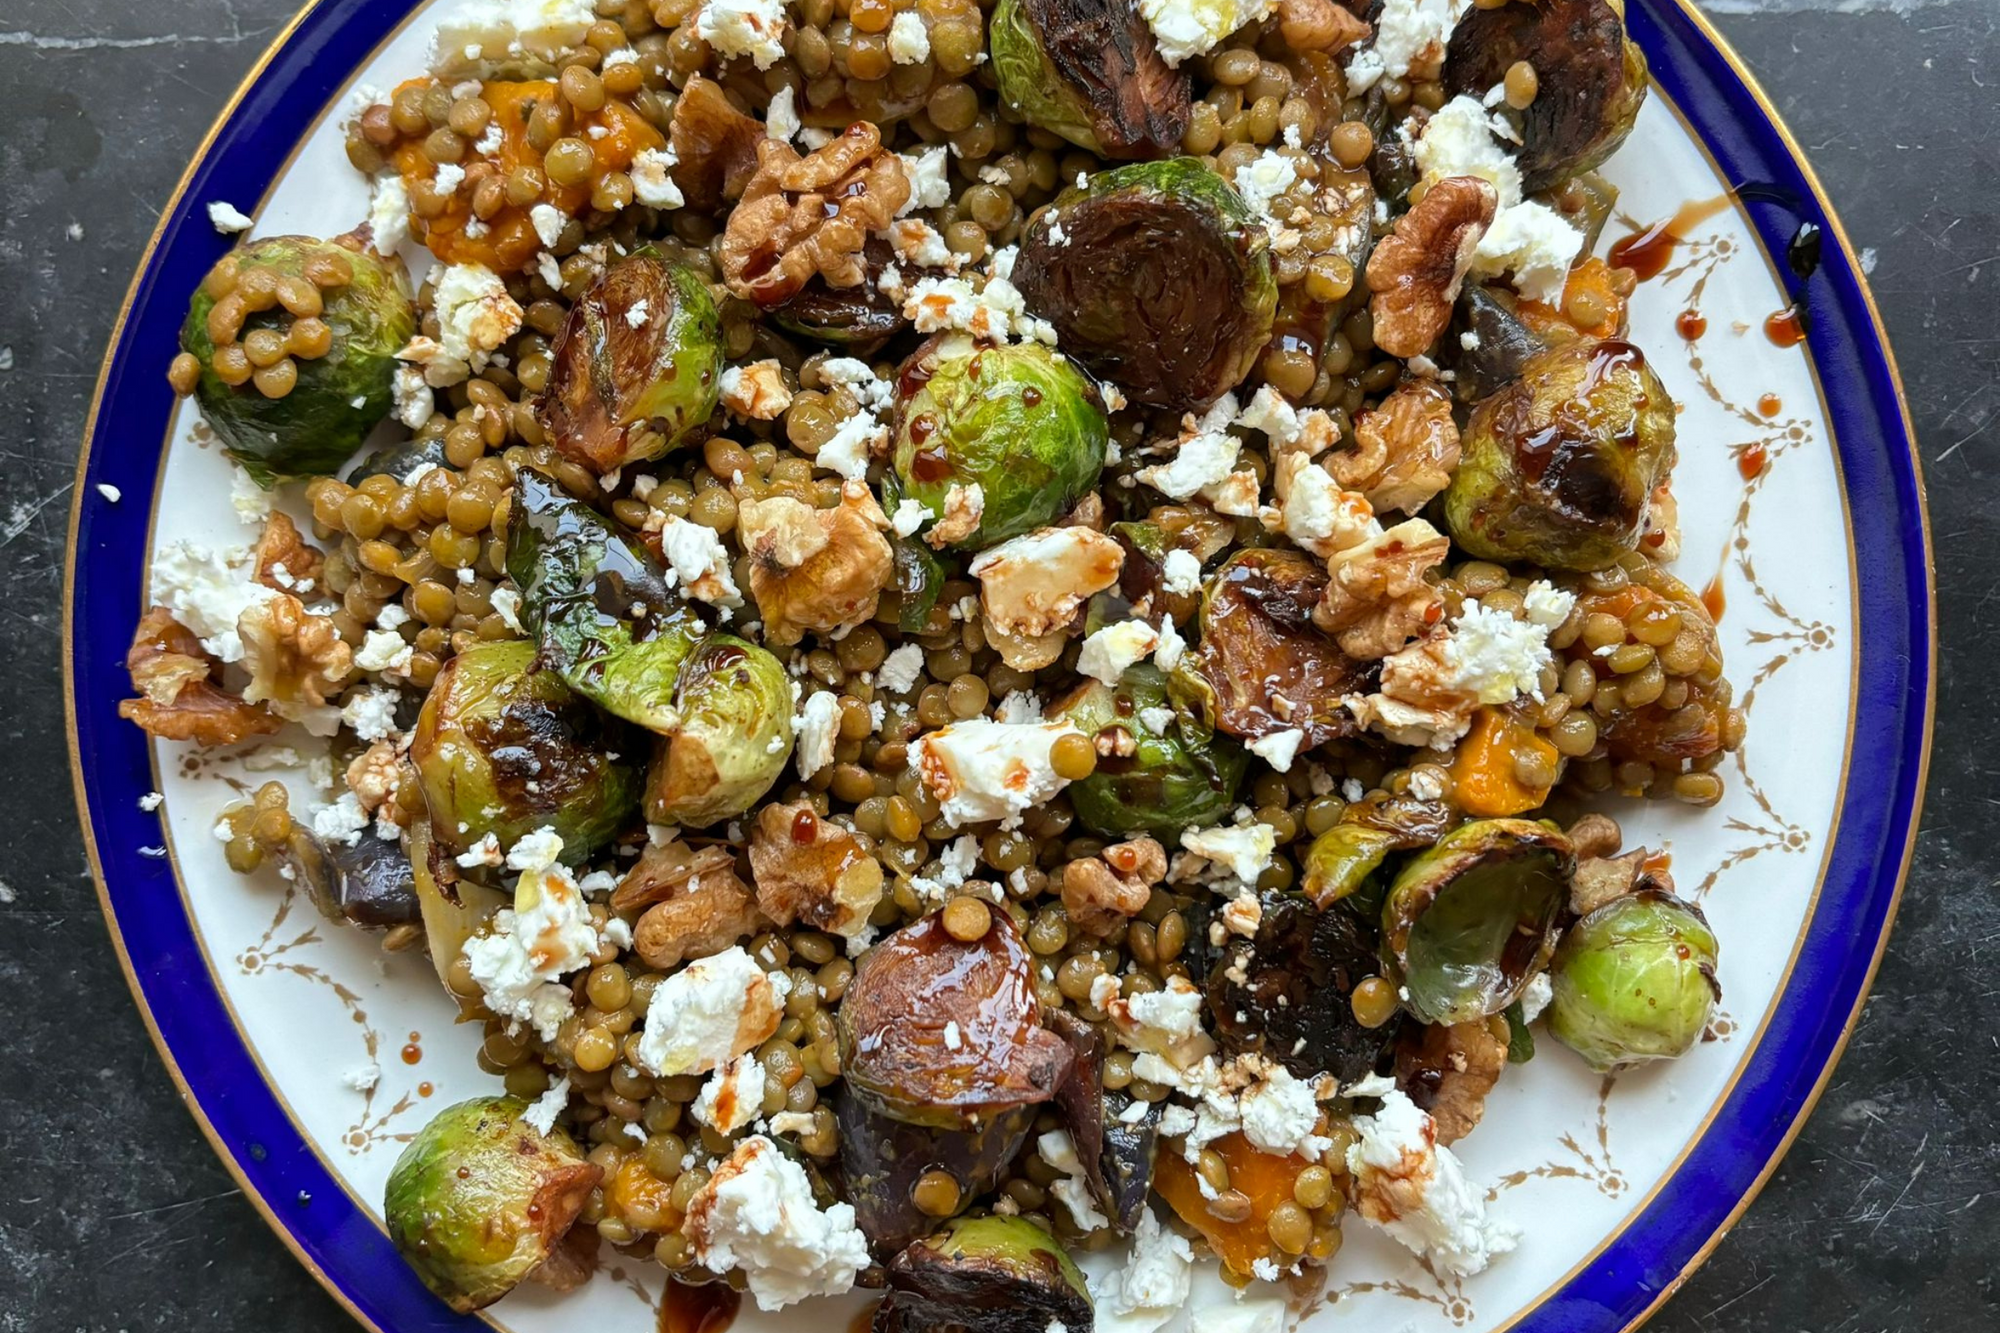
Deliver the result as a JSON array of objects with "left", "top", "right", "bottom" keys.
[
  {"left": 840, "top": 907, "right": 1074, "bottom": 1129},
  {"left": 1382, "top": 818, "right": 1574, "bottom": 1026},
  {"left": 990, "top": 0, "right": 1190, "bottom": 158},
  {"left": 1014, "top": 160, "right": 1276, "bottom": 412},
  {"left": 1208, "top": 893, "right": 1400, "bottom": 1083},
  {"left": 1182, "top": 548, "right": 1370, "bottom": 746},
  {"left": 384, "top": 1096, "right": 602, "bottom": 1313},
  {"left": 837, "top": 1093, "right": 1035, "bottom": 1255},
  {"left": 643, "top": 634, "right": 793, "bottom": 828},
  {"left": 539, "top": 254, "right": 722, "bottom": 474},
  {"left": 505, "top": 470, "right": 705, "bottom": 732},
  {"left": 889, "top": 336, "right": 1108, "bottom": 550},
  {"left": 1445, "top": 0, "right": 1647, "bottom": 194},
  {"left": 770, "top": 237, "right": 907, "bottom": 355},
  {"left": 285, "top": 827, "right": 422, "bottom": 928},
  {"left": 180, "top": 235, "right": 415, "bottom": 484},
  {"left": 1548, "top": 889, "right": 1720, "bottom": 1072},
  {"left": 1443, "top": 339, "right": 1677, "bottom": 571},
  {"left": 411, "top": 639, "right": 641, "bottom": 862},
  {"left": 875, "top": 1216, "right": 1093, "bottom": 1333},
  {"left": 1047, "top": 662, "right": 1246, "bottom": 837}
]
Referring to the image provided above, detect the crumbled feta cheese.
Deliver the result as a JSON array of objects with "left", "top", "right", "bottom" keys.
[
  {"left": 522, "top": 1074, "right": 573, "bottom": 1135},
  {"left": 636, "top": 946, "right": 790, "bottom": 1075},
  {"left": 684, "top": 1136, "right": 871, "bottom": 1310},
  {"left": 693, "top": 1054, "right": 767, "bottom": 1134},
  {"left": 969, "top": 525, "right": 1125, "bottom": 638},
  {"left": 1139, "top": 0, "right": 1275, "bottom": 66},
  {"left": 1474, "top": 199, "right": 1587, "bottom": 303},
  {"left": 1040, "top": 1130, "right": 1111, "bottom": 1232},
  {"left": 1519, "top": 971, "right": 1553, "bottom": 1024},
  {"left": 1220, "top": 892, "right": 1261, "bottom": 939},
  {"left": 1233, "top": 384, "right": 1301, "bottom": 446},
  {"left": 1440, "top": 595, "right": 1565, "bottom": 703},
  {"left": 1409, "top": 96, "right": 1584, "bottom": 301},
  {"left": 354, "top": 628, "right": 414, "bottom": 675},
  {"left": 1345, "top": 1075, "right": 1518, "bottom": 1276},
  {"left": 489, "top": 586, "right": 524, "bottom": 633},
  {"left": 1088, "top": 1208, "right": 1193, "bottom": 1333},
  {"left": 1344, "top": 0, "right": 1464, "bottom": 95},
  {"left": 630, "top": 145, "right": 685, "bottom": 209},
  {"left": 429, "top": 0, "right": 597, "bottom": 76},
  {"left": 903, "top": 271, "right": 1057, "bottom": 346},
  {"left": 431, "top": 162, "right": 466, "bottom": 198},
  {"left": 96, "top": 483, "right": 121, "bottom": 503},
  {"left": 876, "top": 642, "right": 926, "bottom": 694},
  {"left": 149, "top": 540, "right": 277, "bottom": 664},
  {"left": 795, "top": 690, "right": 841, "bottom": 779},
  {"left": 814, "top": 410, "right": 885, "bottom": 480},
  {"left": 1238, "top": 1065, "right": 1327, "bottom": 1158},
  {"left": 1138, "top": 705, "right": 1176, "bottom": 735},
  {"left": 455, "top": 832, "right": 505, "bottom": 869},
  {"left": 899, "top": 146, "right": 951, "bottom": 214},
  {"left": 340, "top": 1062, "right": 381, "bottom": 1093},
  {"left": 1460, "top": 329, "right": 1483, "bottom": 351},
  {"left": 1077, "top": 619, "right": 1161, "bottom": 685},
  {"left": 1233, "top": 151, "right": 1298, "bottom": 227},
  {"left": 1153, "top": 615, "right": 1187, "bottom": 673},
  {"left": 1160, "top": 549, "right": 1203, "bottom": 597},
  {"left": 996, "top": 691, "right": 1044, "bottom": 724},
  {"left": 340, "top": 686, "right": 402, "bottom": 743},
  {"left": 887, "top": 217, "right": 954, "bottom": 270},
  {"left": 890, "top": 498, "right": 927, "bottom": 538},
  {"left": 529, "top": 202, "right": 566, "bottom": 248},
  {"left": 909, "top": 719, "right": 1086, "bottom": 828},
  {"left": 1181, "top": 824, "right": 1276, "bottom": 888},
  {"left": 392, "top": 364, "right": 435, "bottom": 430},
  {"left": 656, "top": 515, "right": 744, "bottom": 606},
  {"left": 1136, "top": 398, "right": 1241, "bottom": 500},
  {"left": 405, "top": 262, "right": 522, "bottom": 385},
  {"left": 887, "top": 10, "right": 930, "bottom": 64},
  {"left": 695, "top": 0, "right": 788, "bottom": 68},
  {"left": 139, "top": 791, "right": 164, "bottom": 812},
  {"left": 207, "top": 200, "right": 254, "bottom": 233},
  {"left": 764, "top": 84, "right": 799, "bottom": 142},
  {"left": 1245, "top": 728, "right": 1304, "bottom": 773},
  {"left": 464, "top": 840, "right": 600, "bottom": 1040}
]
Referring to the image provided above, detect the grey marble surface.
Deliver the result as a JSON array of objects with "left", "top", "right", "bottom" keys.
[{"left": 0, "top": 1, "right": 1993, "bottom": 1329}]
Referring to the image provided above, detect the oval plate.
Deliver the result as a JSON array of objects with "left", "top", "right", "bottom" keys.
[{"left": 65, "top": 2, "right": 1933, "bottom": 1331}]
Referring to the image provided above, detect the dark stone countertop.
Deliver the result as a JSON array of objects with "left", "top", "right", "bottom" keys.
[{"left": 0, "top": 1, "right": 1993, "bottom": 1328}]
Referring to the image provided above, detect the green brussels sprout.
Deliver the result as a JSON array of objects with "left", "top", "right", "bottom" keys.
[
  {"left": 989, "top": 0, "right": 1190, "bottom": 158},
  {"left": 345, "top": 434, "right": 447, "bottom": 487},
  {"left": 889, "top": 335, "right": 1107, "bottom": 551},
  {"left": 892, "top": 534, "right": 949, "bottom": 633},
  {"left": 1047, "top": 662, "right": 1247, "bottom": 837},
  {"left": 384, "top": 1096, "right": 602, "bottom": 1313},
  {"left": 180, "top": 234, "right": 415, "bottom": 485},
  {"left": 1381, "top": 818, "right": 1574, "bottom": 1026},
  {"left": 405, "top": 818, "right": 506, "bottom": 996},
  {"left": 642, "top": 634, "right": 793, "bottom": 827},
  {"left": 1443, "top": 339, "right": 1677, "bottom": 571},
  {"left": 1444, "top": 0, "right": 1647, "bottom": 193},
  {"left": 1300, "top": 824, "right": 1404, "bottom": 910},
  {"left": 770, "top": 238, "right": 907, "bottom": 355},
  {"left": 1548, "top": 889, "right": 1720, "bottom": 1072},
  {"left": 1014, "top": 159, "right": 1276, "bottom": 412},
  {"left": 505, "top": 469, "right": 706, "bottom": 733},
  {"left": 410, "top": 639, "right": 642, "bottom": 862},
  {"left": 538, "top": 253, "right": 722, "bottom": 474},
  {"left": 875, "top": 1216, "right": 1093, "bottom": 1333}
]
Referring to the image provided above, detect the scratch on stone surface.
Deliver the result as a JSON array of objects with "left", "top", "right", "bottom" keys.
[
  {"left": 0, "top": 30, "right": 260, "bottom": 52},
  {"left": 0, "top": 484, "right": 73, "bottom": 549}
]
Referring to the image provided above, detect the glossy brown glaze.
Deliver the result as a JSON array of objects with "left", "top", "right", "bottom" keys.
[{"left": 1608, "top": 193, "right": 1733, "bottom": 281}]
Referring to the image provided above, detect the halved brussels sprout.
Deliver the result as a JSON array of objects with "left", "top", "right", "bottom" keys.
[
  {"left": 505, "top": 469, "right": 706, "bottom": 732},
  {"left": 1208, "top": 893, "right": 1400, "bottom": 1083},
  {"left": 989, "top": 0, "right": 1190, "bottom": 158},
  {"left": 1299, "top": 824, "right": 1405, "bottom": 910},
  {"left": 1452, "top": 284, "right": 1556, "bottom": 402},
  {"left": 410, "top": 639, "right": 642, "bottom": 862},
  {"left": 1181, "top": 548, "right": 1370, "bottom": 746},
  {"left": 642, "top": 634, "right": 794, "bottom": 828},
  {"left": 283, "top": 824, "right": 421, "bottom": 928},
  {"left": 180, "top": 234, "right": 416, "bottom": 484},
  {"left": 1263, "top": 164, "right": 1375, "bottom": 370},
  {"left": 1381, "top": 818, "right": 1574, "bottom": 1026},
  {"left": 1444, "top": 0, "right": 1648, "bottom": 193},
  {"left": 384, "top": 1096, "right": 602, "bottom": 1313},
  {"left": 406, "top": 817, "right": 507, "bottom": 996},
  {"left": 892, "top": 535, "right": 949, "bottom": 633},
  {"left": 538, "top": 253, "right": 723, "bottom": 474},
  {"left": 1443, "top": 339, "right": 1677, "bottom": 571},
  {"left": 837, "top": 1093, "right": 1035, "bottom": 1255},
  {"left": 1047, "top": 662, "right": 1247, "bottom": 837},
  {"left": 1014, "top": 159, "right": 1276, "bottom": 411},
  {"left": 346, "top": 433, "right": 448, "bottom": 487},
  {"left": 1548, "top": 889, "right": 1720, "bottom": 1072},
  {"left": 770, "top": 236, "right": 906, "bottom": 354},
  {"left": 840, "top": 907, "right": 1074, "bottom": 1130},
  {"left": 874, "top": 1216, "right": 1093, "bottom": 1333},
  {"left": 889, "top": 335, "right": 1108, "bottom": 551}
]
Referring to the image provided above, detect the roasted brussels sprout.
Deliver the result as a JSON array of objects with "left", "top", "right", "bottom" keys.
[
  {"left": 889, "top": 335, "right": 1108, "bottom": 550},
  {"left": 874, "top": 1216, "right": 1093, "bottom": 1333},
  {"left": 1208, "top": 893, "right": 1400, "bottom": 1083},
  {"left": 1445, "top": 0, "right": 1648, "bottom": 194},
  {"left": 410, "top": 639, "right": 642, "bottom": 862},
  {"left": 1548, "top": 889, "right": 1720, "bottom": 1072},
  {"left": 284, "top": 826, "right": 421, "bottom": 928},
  {"left": 840, "top": 907, "right": 1074, "bottom": 1129},
  {"left": 1047, "top": 662, "right": 1247, "bottom": 837},
  {"left": 1015, "top": 159, "right": 1277, "bottom": 412},
  {"left": 506, "top": 469, "right": 705, "bottom": 732},
  {"left": 769, "top": 241, "right": 907, "bottom": 355},
  {"left": 406, "top": 817, "right": 506, "bottom": 995},
  {"left": 384, "top": 1096, "right": 602, "bottom": 1313},
  {"left": 180, "top": 234, "right": 415, "bottom": 484},
  {"left": 1381, "top": 818, "right": 1574, "bottom": 1026},
  {"left": 1299, "top": 823, "right": 1405, "bottom": 910},
  {"left": 837, "top": 1093, "right": 1034, "bottom": 1255},
  {"left": 538, "top": 253, "right": 723, "bottom": 474},
  {"left": 642, "top": 634, "right": 794, "bottom": 828},
  {"left": 345, "top": 433, "right": 448, "bottom": 487},
  {"left": 1452, "top": 284, "right": 1556, "bottom": 402},
  {"left": 989, "top": 0, "right": 1190, "bottom": 158},
  {"left": 1443, "top": 339, "right": 1677, "bottom": 571},
  {"left": 1181, "top": 548, "right": 1370, "bottom": 746}
]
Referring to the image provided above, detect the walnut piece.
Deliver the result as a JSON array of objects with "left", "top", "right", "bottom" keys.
[
  {"left": 747, "top": 801, "right": 886, "bottom": 938},
  {"left": 1366, "top": 175, "right": 1498, "bottom": 358},
  {"left": 1570, "top": 848, "right": 1644, "bottom": 916},
  {"left": 1312, "top": 517, "right": 1449, "bottom": 659},
  {"left": 738, "top": 480, "right": 895, "bottom": 646},
  {"left": 720, "top": 358, "right": 794, "bottom": 421},
  {"left": 1398, "top": 1016, "right": 1510, "bottom": 1145},
  {"left": 630, "top": 852, "right": 764, "bottom": 971},
  {"left": 668, "top": 75, "right": 764, "bottom": 214},
  {"left": 253, "top": 512, "right": 325, "bottom": 593},
  {"left": 1565, "top": 812, "right": 1622, "bottom": 860},
  {"left": 1278, "top": 0, "right": 1370, "bottom": 51},
  {"left": 1343, "top": 628, "right": 1473, "bottom": 748},
  {"left": 612, "top": 842, "right": 741, "bottom": 914},
  {"left": 239, "top": 592, "right": 353, "bottom": 718},
  {"left": 718, "top": 125, "right": 911, "bottom": 308},
  {"left": 1062, "top": 836, "right": 1167, "bottom": 936},
  {"left": 345, "top": 738, "right": 415, "bottom": 830},
  {"left": 117, "top": 607, "right": 280, "bottom": 746},
  {"left": 1332, "top": 380, "right": 1462, "bottom": 515}
]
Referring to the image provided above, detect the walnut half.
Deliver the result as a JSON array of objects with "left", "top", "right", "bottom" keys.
[
  {"left": 117, "top": 607, "right": 280, "bottom": 746},
  {"left": 739, "top": 480, "right": 894, "bottom": 646},
  {"left": 1332, "top": 379, "right": 1462, "bottom": 515},
  {"left": 718, "top": 125, "right": 911, "bottom": 308},
  {"left": 1366, "top": 175, "right": 1498, "bottom": 358}
]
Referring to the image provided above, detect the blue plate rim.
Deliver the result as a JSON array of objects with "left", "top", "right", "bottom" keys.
[{"left": 62, "top": 1, "right": 1935, "bottom": 1330}]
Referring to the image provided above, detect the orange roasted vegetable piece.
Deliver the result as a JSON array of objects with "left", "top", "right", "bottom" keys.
[
  {"left": 1451, "top": 707, "right": 1560, "bottom": 817},
  {"left": 1155, "top": 1131, "right": 1317, "bottom": 1276}
]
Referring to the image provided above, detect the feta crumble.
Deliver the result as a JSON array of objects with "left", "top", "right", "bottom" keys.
[
  {"left": 207, "top": 201, "right": 254, "bottom": 233},
  {"left": 636, "top": 946, "right": 790, "bottom": 1076},
  {"left": 684, "top": 1136, "right": 871, "bottom": 1310},
  {"left": 1345, "top": 1074, "right": 1519, "bottom": 1276},
  {"left": 909, "top": 719, "right": 1086, "bottom": 828},
  {"left": 1077, "top": 619, "right": 1162, "bottom": 685},
  {"left": 695, "top": 0, "right": 790, "bottom": 69},
  {"left": 795, "top": 690, "right": 841, "bottom": 779}
]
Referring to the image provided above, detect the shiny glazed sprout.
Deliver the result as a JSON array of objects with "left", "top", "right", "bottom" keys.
[
  {"left": 642, "top": 633, "right": 795, "bottom": 827},
  {"left": 1047, "top": 661, "right": 1247, "bottom": 837},
  {"left": 989, "top": 0, "right": 1190, "bottom": 158},
  {"left": 1547, "top": 889, "right": 1721, "bottom": 1072}
]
